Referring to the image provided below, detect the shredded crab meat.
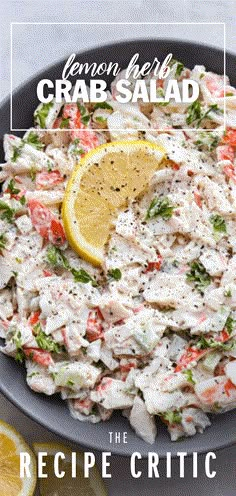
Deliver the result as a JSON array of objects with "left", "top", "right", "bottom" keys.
[{"left": 1, "top": 61, "right": 236, "bottom": 444}]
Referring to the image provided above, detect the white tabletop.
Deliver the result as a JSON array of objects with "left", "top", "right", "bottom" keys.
[{"left": 1, "top": 1, "right": 236, "bottom": 494}]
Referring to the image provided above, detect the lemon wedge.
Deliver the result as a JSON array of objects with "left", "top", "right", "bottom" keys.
[
  {"left": 0, "top": 420, "right": 36, "bottom": 496},
  {"left": 62, "top": 140, "right": 166, "bottom": 266},
  {"left": 33, "top": 442, "right": 107, "bottom": 496}
]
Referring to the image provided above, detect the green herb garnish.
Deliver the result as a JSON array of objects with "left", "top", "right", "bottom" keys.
[
  {"left": 186, "top": 102, "right": 222, "bottom": 128},
  {"left": 175, "top": 62, "right": 184, "bottom": 76},
  {"left": 7, "top": 179, "right": 20, "bottom": 195},
  {"left": 0, "top": 233, "right": 7, "bottom": 251},
  {"left": 94, "top": 102, "right": 113, "bottom": 111},
  {"left": 194, "top": 131, "right": 220, "bottom": 151},
  {"left": 196, "top": 335, "right": 234, "bottom": 351},
  {"left": 46, "top": 245, "right": 70, "bottom": 270},
  {"left": 0, "top": 201, "right": 15, "bottom": 223},
  {"left": 182, "top": 369, "right": 196, "bottom": 385},
  {"left": 225, "top": 314, "right": 235, "bottom": 335},
  {"left": 146, "top": 196, "right": 175, "bottom": 220},
  {"left": 34, "top": 102, "right": 54, "bottom": 128},
  {"left": 81, "top": 114, "right": 90, "bottom": 126},
  {"left": 46, "top": 245, "right": 97, "bottom": 286},
  {"left": 28, "top": 372, "right": 40, "bottom": 378},
  {"left": 47, "top": 160, "right": 53, "bottom": 172},
  {"left": 224, "top": 289, "right": 232, "bottom": 298},
  {"left": 71, "top": 268, "right": 98, "bottom": 286},
  {"left": 77, "top": 103, "right": 91, "bottom": 126},
  {"left": 210, "top": 214, "right": 227, "bottom": 234},
  {"left": 69, "top": 139, "right": 85, "bottom": 157},
  {"left": 95, "top": 116, "right": 107, "bottom": 123},
  {"left": 33, "top": 323, "right": 62, "bottom": 353},
  {"left": 11, "top": 330, "right": 24, "bottom": 363},
  {"left": 186, "top": 100, "right": 202, "bottom": 126},
  {"left": 11, "top": 144, "right": 24, "bottom": 163},
  {"left": 108, "top": 268, "right": 122, "bottom": 281},
  {"left": 11, "top": 132, "right": 44, "bottom": 162},
  {"left": 170, "top": 59, "right": 184, "bottom": 77},
  {"left": 28, "top": 166, "right": 37, "bottom": 181},
  {"left": 186, "top": 260, "right": 211, "bottom": 293},
  {"left": 24, "top": 131, "right": 44, "bottom": 150},
  {"left": 67, "top": 379, "right": 75, "bottom": 387},
  {"left": 77, "top": 102, "right": 87, "bottom": 115},
  {"left": 60, "top": 117, "right": 70, "bottom": 129},
  {"left": 162, "top": 410, "right": 182, "bottom": 425},
  {"left": 19, "top": 195, "right": 26, "bottom": 206}
]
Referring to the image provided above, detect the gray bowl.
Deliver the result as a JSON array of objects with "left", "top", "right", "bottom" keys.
[{"left": 0, "top": 39, "right": 236, "bottom": 456}]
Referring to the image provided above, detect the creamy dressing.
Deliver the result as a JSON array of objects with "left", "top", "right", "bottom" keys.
[{"left": 1, "top": 62, "right": 236, "bottom": 443}]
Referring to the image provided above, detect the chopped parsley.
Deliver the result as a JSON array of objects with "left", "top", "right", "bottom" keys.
[
  {"left": 186, "top": 100, "right": 202, "bottom": 126},
  {"left": 67, "top": 379, "right": 75, "bottom": 387},
  {"left": 182, "top": 369, "right": 196, "bottom": 385},
  {"left": 71, "top": 268, "right": 98, "bottom": 287},
  {"left": 146, "top": 196, "right": 175, "bottom": 221},
  {"left": 95, "top": 116, "right": 107, "bottom": 123},
  {"left": 69, "top": 139, "right": 85, "bottom": 157},
  {"left": 224, "top": 289, "right": 232, "bottom": 298},
  {"left": 77, "top": 102, "right": 87, "bottom": 115},
  {"left": 186, "top": 102, "right": 221, "bottom": 128},
  {"left": 108, "top": 268, "right": 122, "bottom": 281},
  {"left": 7, "top": 178, "right": 20, "bottom": 195},
  {"left": 170, "top": 58, "right": 184, "bottom": 77},
  {"left": 24, "top": 131, "right": 44, "bottom": 150},
  {"left": 210, "top": 214, "right": 227, "bottom": 234},
  {"left": 60, "top": 117, "right": 70, "bottom": 129},
  {"left": 0, "top": 233, "right": 7, "bottom": 251},
  {"left": 196, "top": 335, "right": 234, "bottom": 352},
  {"left": 11, "top": 329, "right": 24, "bottom": 363},
  {"left": 0, "top": 201, "right": 15, "bottom": 223},
  {"left": 6, "top": 180, "right": 26, "bottom": 206},
  {"left": 81, "top": 114, "right": 91, "bottom": 126},
  {"left": 28, "top": 372, "right": 40, "bottom": 378},
  {"left": 34, "top": 102, "right": 54, "bottom": 128},
  {"left": 194, "top": 131, "right": 220, "bottom": 151},
  {"left": 175, "top": 61, "right": 184, "bottom": 77},
  {"left": 29, "top": 166, "right": 37, "bottom": 182},
  {"left": 19, "top": 195, "right": 26, "bottom": 206},
  {"left": 225, "top": 314, "right": 235, "bottom": 335},
  {"left": 186, "top": 260, "right": 211, "bottom": 293},
  {"left": 94, "top": 102, "right": 113, "bottom": 111},
  {"left": 46, "top": 245, "right": 70, "bottom": 270},
  {"left": 46, "top": 245, "right": 97, "bottom": 286},
  {"left": 33, "top": 323, "right": 62, "bottom": 353},
  {"left": 162, "top": 410, "right": 182, "bottom": 425},
  {"left": 11, "top": 144, "right": 24, "bottom": 162},
  {"left": 11, "top": 132, "right": 44, "bottom": 162},
  {"left": 47, "top": 160, "right": 53, "bottom": 172},
  {"left": 77, "top": 102, "right": 91, "bottom": 126}
]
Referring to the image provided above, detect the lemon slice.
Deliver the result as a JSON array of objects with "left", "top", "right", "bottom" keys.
[
  {"left": 0, "top": 420, "right": 36, "bottom": 496},
  {"left": 62, "top": 140, "right": 165, "bottom": 266},
  {"left": 33, "top": 442, "right": 107, "bottom": 496}
]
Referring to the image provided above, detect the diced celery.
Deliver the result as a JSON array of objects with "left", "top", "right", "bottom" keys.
[{"left": 202, "top": 351, "right": 221, "bottom": 372}]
